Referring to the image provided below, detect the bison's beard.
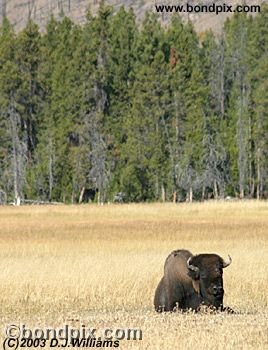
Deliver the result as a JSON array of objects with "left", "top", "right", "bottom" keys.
[
  {"left": 203, "top": 294, "right": 224, "bottom": 309},
  {"left": 213, "top": 296, "right": 224, "bottom": 308}
]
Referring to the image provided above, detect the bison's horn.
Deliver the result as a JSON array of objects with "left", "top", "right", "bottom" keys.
[
  {"left": 222, "top": 254, "right": 232, "bottom": 268},
  {"left": 187, "top": 257, "right": 199, "bottom": 272}
]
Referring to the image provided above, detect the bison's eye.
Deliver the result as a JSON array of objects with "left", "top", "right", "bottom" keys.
[{"left": 200, "top": 272, "right": 208, "bottom": 279}]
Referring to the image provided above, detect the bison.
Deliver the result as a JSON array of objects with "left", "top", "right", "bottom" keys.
[{"left": 154, "top": 249, "right": 232, "bottom": 312}]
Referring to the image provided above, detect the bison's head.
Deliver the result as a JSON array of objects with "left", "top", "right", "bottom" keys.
[{"left": 187, "top": 253, "right": 232, "bottom": 309}]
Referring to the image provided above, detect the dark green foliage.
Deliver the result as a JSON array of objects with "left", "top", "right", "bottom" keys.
[{"left": 0, "top": 6, "right": 267, "bottom": 203}]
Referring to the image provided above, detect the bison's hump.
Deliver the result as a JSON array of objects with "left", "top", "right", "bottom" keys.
[{"left": 164, "top": 249, "right": 193, "bottom": 268}]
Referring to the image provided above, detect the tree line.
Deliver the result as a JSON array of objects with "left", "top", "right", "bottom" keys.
[{"left": 0, "top": 2, "right": 267, "bottom": 204}]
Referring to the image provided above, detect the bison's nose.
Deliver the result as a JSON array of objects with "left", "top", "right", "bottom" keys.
[{"left": 213, "top": 286, "right": 223, "bottom": 296}]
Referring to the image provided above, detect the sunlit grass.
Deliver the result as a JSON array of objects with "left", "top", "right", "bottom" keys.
[{"left": 0, "top": 202, "right": 267, "bottom": 349}]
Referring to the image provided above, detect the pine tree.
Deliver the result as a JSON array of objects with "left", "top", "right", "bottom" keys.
[
  {"left": 250, "top": 6, "right": 268, "bottom": 198},
  {"left": 14, "top": 20, "right": 45, "bottom": 201},
  {"left": 86, "top": 2, "right": 113, "bottom": 203},
  {"left": 224, "top": 13, "right": 251, "bottom": 198},
  {"left": 120, "top": 12, "right": 170, "bottom": 201},
  {"left": 53, "top": 18, "right": 76, "bottom": 201},
  {"left": 167, "top": 17, "right": 207, "bottom": 201},
  {"left": 0, "top": 18, "right": 25, "bottom": 204},
  {"left": 67, "top": 2, "right": 113, "bottom": 203},
  {"left": 201, "top": 31, "right": 228, "bottom": 199},
  {"left": 106, "top": 7, "right": 137, "bottom": 196},
  {"left": 31, "top": 16, "right": 60, "bottom": 201},
  {"left": 252, "top": 56, "right": 268, "bottom": 199}
]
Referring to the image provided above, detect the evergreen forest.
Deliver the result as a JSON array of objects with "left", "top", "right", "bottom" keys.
[{"left": 0, "top": 3, "right": 268, "bottom": 203}]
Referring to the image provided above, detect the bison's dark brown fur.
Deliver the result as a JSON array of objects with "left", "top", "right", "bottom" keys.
[{"left": 154, "top": 249, "right": 232, "bottom": 312}]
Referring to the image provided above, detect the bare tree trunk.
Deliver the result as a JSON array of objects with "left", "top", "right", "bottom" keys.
[
  {"left": 27, "top": 0, "right": 37, "bottom": 20},
  {"left": 161, "top": 184, "right": 165, "bottom": 202},
  {"left": 248, "top": 113, "right": 253, "bottom": 198},
  {"left": 188, "top": 187, "right": 193, "bottom": 203},
  {"left": 1, "top": 0, "right": 7, "bottom": 19},
  {"left": 260, "top": 175, "right": 263, "bottom": 199},
  {"left": 48, "top": 138, "right": 53, "bottom": 201},
  {"left": 79, "top": 187, "right": 85, "bottom": 204},
  {"left": 97, "top": 190, "right": 101, "bottom": 205},
  {"left": 239, "top": 186, "right": 244, "bottom": 199},
  {"left": 219, "top": 38, "right": 225, "bottom": 118},
  {"left": 250, "top": 178, "right": 255, "bottom": 198},
  {"left": 155, "top": 176, "right": 159, "bottom": 200},
  {"left": 256, "top": 147, "right": 261, "bottom": 200},
  {"left": 219, "top": 182, "right": 225, "bottom": 199},
  {"left": 237, "top": 81, "right": 247, "bottom": 200},
  {"left": 174, "top": 92, "right": 179, "bottom": 145},
  {"left": 10, "top": 103, "right": 23, "bottom": 206},
  {"left": 11, "top": 128, "right": 20, "bottom": 205},
  {"left": 58, "top": 0, "right": 63, "bottom": 13},
  {"left": 213, "top": 180, "right": 218, "bottom": 199},
  {"left": 202, "top": 186, "right": 205, "bottom": 201},
  {"left": 173, "top": 191, "right": 176, "bottom": 203}
]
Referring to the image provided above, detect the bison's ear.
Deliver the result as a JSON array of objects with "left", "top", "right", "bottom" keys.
[{"left": 187, "top": 257, "right": 200, "bottom": 280}]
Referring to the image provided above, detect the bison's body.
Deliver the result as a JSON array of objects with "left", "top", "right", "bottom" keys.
[{"left": 154, "top": 249, "right": 232, "bottom": 312}]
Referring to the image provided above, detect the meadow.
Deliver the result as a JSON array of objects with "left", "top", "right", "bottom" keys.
[{"left": 0, "top": 201, "right": 267, "bottom": 349}]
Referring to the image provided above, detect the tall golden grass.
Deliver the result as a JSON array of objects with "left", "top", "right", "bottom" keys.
[{"left": 0, "top": 202, "right": 267, "bottom": 349}]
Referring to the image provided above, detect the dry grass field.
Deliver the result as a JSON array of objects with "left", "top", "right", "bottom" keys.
[{"left": 0, "top": 201, "right": 267, "bottom": 349}]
